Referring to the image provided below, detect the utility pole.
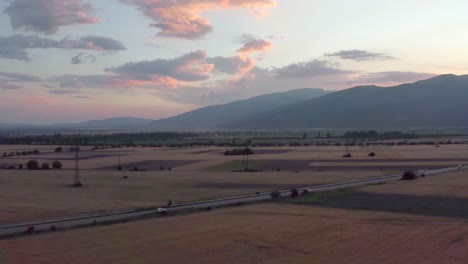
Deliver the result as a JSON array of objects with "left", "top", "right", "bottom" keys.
[
  {"left": 73, "top": 143, "right": 82, "bottom": 187},
  {"left": 244, "top": 152, "right": 249, "bottom": 171}
]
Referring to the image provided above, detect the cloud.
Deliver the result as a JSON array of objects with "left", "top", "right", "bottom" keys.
[
  {"left": 4, "top": 0, "right": 98, "bottom": 35},
  {"left": 207, "top": 56, "right": 255, "bottom": 75},
  {"left": 121, "top": 0, "right": 277, "bottom": 39},
  {"left": 350, "top": 71, "right": 437, "bottom": 85},
  {"left": 275, "top": 60, "right": 353, "bottom": 78},
  {"left": 325, "top": 49, "right": 396, "bottom": 62},
  {"left": 74, "top": 95, "right": 92, "bottom": 99},
  {"left": 71, "top": 53, "right": 97, "bottom": 64},
  {"left": 0, "top": 72, "right": 41, "bottom": 82},
  {"left": 50, "top": 74, "right": 118, "bottom": 88},
  {"left": 49, "top": 89, "right": 83, "bottom": 95},
  {"left": 108, "top": 50, "right": 214, "bottom": 83},
  {"left": 0, "top": 34, "right": 126, "bottom": 61},
  {"left": 0, "top": 80, "right": 22, "bottom": 90},
  {"left": 237, "top": 39, "right": 272, "bottom": 54},
  {"left": 59, "top": 36, "right": 126, "bottom": 50}
]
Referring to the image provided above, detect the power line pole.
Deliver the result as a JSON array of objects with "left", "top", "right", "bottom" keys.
[{"left": 73, "top": 143, "right": 82, "bottom": 187}]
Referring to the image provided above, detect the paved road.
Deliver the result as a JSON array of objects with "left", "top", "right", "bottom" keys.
[{"left": 0, "top": 165, "right": 465, "bottom": 238}]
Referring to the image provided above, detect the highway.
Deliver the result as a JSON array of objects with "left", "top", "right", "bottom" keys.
[{"left": 0, "top": 165, "right": 465, "bottom": 238}]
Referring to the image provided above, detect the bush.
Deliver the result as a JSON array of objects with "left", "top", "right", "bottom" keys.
[
  {"left": 270, "top": 190, "right": 281, "bottom": 199},
  {"left": 32, "top": 149, "right": 40, "bottom": 155},
  {"left": 342, "top": 153, "right": 352, "bottom": 158},
  {"left": 368, "top": 152, "right": 376, "bottom": 157},
  {"left": 18, "top": 164, "right": 24, "bottom": 169},
  {"left": 26, "top": 160, "right": 40, "bottom": 170},
  {"left": 69, "top": 147, "right": 80, "bottom": 152},
  {"left": 224, "top": 148, "right": 254, "bottom": 156},
  {"left": 401, "top": 171, "right": 417, "bottom": 181},
  {"left": 54, "top": 147, "right": 63, "bottom": 153},
  {"left": 290, "top": 188, "right": 299, "bottom": 198},
  {"left": 52, "top": 161, "right": 63, "bottom": 169},
  {"left": 41, "top": 163, "right": 51, "bottom": 170}
]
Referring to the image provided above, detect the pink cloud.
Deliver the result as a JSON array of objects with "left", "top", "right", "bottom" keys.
[
  {"left": 121, "top": 0, "right": 277, "bottom": 39},
  {"left": 108, "top": 50, "right": 214, "bottom": 87},
  {"left": 5, "top": 0, "right": 98, "bottom": 35},
  {"left": 227, "top": 38, "right": 272, "bottom": 85},
  {"left": 237, "top": 39, "right": 272, "bottom": 54}
]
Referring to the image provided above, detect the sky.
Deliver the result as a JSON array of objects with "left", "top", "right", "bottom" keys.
[{"left": 0, "top": 0, "right": 467, "bottom": 124}]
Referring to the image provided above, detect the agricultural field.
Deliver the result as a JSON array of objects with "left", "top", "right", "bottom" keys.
[
  {"left": 0, "top": 144, "right": 467, "bottom": 222},
  {"left": 2, "top": 170, "right": 468, "bottom": 263}
]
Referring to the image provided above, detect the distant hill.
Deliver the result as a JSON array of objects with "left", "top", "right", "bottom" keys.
[
  {"left": 149, "top": 88, "right": 329, "bottom": 130},
  {"left": 228, "top": 74, "right": 468, "bottom": 130},
  {"left": 53, "top": 117, "right": 154, "bottom": 129}
]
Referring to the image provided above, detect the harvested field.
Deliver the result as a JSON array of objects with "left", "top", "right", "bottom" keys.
[
  {"left": 248, "top": 149, "right": 293, "bottom": 154},
  {"left": 187, "top": 149, "right": 219, "bottom": 154},
  {"left": 4, "top": 170, "right": 468, "bottom": 263},
  {"left": 0, "top": 143, "right": 467, "bottom": 222},
  {"left": 196, "top": 182, "right": 302, "bottom": 189},
  {"left": 97, "top": 160, "right": 202, "bottom": 171},
  {"left": 0, "top": 169, "right": 383, "bottom": 222}
]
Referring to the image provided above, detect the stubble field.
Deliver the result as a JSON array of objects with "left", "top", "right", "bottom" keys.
[
  {"left": 2, "top": 170, "right": 468, "bottom": 263},
  {"left": 0, "top": 144, "right": 467, "bottom": 222}
]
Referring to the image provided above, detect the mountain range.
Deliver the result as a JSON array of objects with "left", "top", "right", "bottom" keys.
[
  {"left": 148, "top": 88, "right": 329, "bottom": 130},
  {"left": 2, "top": 74, "right": 468, "bottom": 131},
  {"left": 230, "top": 74, "right": 468, "bottom": 129}
]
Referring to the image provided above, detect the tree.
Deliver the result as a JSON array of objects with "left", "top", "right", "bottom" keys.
[
  {"left": 32, "top": 149, "right": 40, "bottom": 155},
  {"left": 270, "top": 190, "right": 281, "bottom": 199},
  {"left": 290, "top": 188, "right": 299, "bottom": 198},
  {"left": 41, "top": 163, "right": 51, "bottom": 170},
  {"left": 54, "top": 147, "right": 63, "bottom": 153},
  {"left": 26, "top": 160, "right": 40, "bottom": 170},
  {"left": 401, "top": 171, "right": 417, "bottom": 181},
  {"left": 52, "top": 161, "right": 63, "bottom": 169}
]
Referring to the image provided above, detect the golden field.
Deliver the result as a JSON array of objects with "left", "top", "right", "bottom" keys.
[
  {"left": 2, "top": 170, "right": 468, "bottom": 264},
  {"left": 0, "top": 144, "right": 467, "bottom": 222}
]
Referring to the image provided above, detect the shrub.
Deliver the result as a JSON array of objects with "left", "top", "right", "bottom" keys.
[
  {"left": 26, "top": 160, "right": 40, "bottom": 170},
  {"left": 368, "top": 152, "right": 376, "bottom": 157},
  {"left": 18, "top": 164, "right": 23, "bottom": 169},
  {"left": 224, "top": 148, "right": 254, "bottom": 156},
  {"left": 342, "top": 153, "right": 352, "bottom": 158},
  {"left": 52, "top": 161, "right": 63, "bottom": 169},
  {"left": 290, "top": 188, "right": 299, "bottom": 198},
  {"left": 270, "top": 190, "right": 281, "bottom": 199},
  {"left": 301, "top": 189, "right": 310, "bottom": 196},
  {"left": 41, "top": 163, "right": 51, "bottom": 170},
  {"left": 401, "top": 171, "right": 417, "bottom": 181},
  {"left": 54, "top": 147, "right": 63, "bottom": 153},
  {"left": 69, "top": 147, "right": 80, "bottom": 152},
  {"left": 32, "top": 149, "right": 40, "bottom": 155},
  {"left": 117, "top": 165, "right": 122, "bottom": 171}
]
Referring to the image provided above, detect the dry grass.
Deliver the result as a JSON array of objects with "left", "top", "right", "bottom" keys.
[
  {"left": 3, "top": 170, "right": 468, "bottom": 263},
  {"left": 0, "top": 144, "right": 467, "bottom": 222}
]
